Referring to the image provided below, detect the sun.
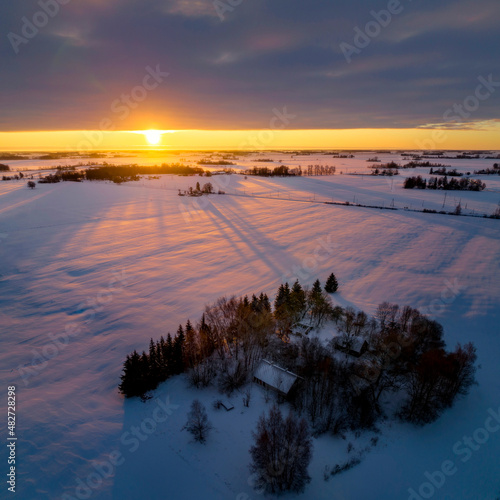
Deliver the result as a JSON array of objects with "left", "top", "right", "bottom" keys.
[{"left": 144, "top": 129, "right": 162, "bottom": 145}]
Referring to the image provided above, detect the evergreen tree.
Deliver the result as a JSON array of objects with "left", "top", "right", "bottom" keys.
[
  {"left": 199, "top": 313, "right": 214, "bottom": 358},
  {"left": 149, "top": 338, "right": 160, "bottom": 385},
  {"left": 138, "top": 350, "right": 156, "bottom": 393},
  {"left": 251, "top": 294, "right": 260, "bottom": 312},
  {"left": 173, "top": 326, "right": 185, "bottom": 374},
  {"left": 158, "top": 336, "right": 169, "bottom": 380},
  {"left": 119, "top": 350, "right": 144, "bottom": 398},
  {"left": 290, "top": 280, "right": 306, "bottom": 321},
  {"left": 163, "top": 333, "right": 174, "bottom": 376},
  {"left": 308, "top": 280, "right": 332, "bottom": 328},
  {"left": 184, "top": 320, "right": 197, "bottom": 367},
  {"left": 311, "top": 279, "right": 322, "bottom": 300},
  {"left": 325, "top": 273, "right": 339, "bottom": 293},
  {"left": 274, "top": 283, "right": 293, "bottom": 334},
  {"left": 259, "top": 292, "right": 271, "bottom": 312}
]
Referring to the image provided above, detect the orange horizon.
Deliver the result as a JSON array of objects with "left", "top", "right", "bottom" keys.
[{"left": 0, "top": 127, "right": 499, "bottom": 152}]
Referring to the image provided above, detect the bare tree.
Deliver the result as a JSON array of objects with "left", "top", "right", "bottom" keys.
[
  {"left": 249, "top": 405, "right": 313, "bottom": 493},
  {"left": 183, "top": 399, "right": 212, "bottom": 443}
]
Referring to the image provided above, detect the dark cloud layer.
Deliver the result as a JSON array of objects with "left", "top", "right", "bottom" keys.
[{"left": 1, "top": 0, "right": 499, "bottom": 131}]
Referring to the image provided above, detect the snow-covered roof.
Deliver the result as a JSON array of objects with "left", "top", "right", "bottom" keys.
[
  {"left": 253, "top": 360, "right": 298, "bottom": 394},
  {"left": 336, "top": 337, "right": 367, "bottom": 353}
]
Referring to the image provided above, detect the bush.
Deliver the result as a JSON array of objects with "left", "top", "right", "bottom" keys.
[{"left": 183, "top": 400, "right": 212, "bottom": 443}]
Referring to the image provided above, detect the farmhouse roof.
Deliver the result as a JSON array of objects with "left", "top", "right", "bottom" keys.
[{"left": 254, "top": 360, "right": 298, "bottom": 394}]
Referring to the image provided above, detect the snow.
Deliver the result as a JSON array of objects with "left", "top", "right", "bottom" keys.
[
  {"left": 253, "top": 359, "right": 298, "bottom": 394},
  {"left": 0, "top": 151, "right": 499, "bottom": 499}
]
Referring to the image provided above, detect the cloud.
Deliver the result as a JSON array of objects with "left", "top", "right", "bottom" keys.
[
  {"left": 0, "top": 0, "right": 499, "bottom": 131},
  {"left": 164, "top": 0, "right": 218, "bottom": 18},
  {"left": 418, "top": 119, "right": 500, "bottom": 131}
]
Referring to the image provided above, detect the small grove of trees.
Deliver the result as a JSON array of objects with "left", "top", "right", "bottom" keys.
[
  {"left": 404, "top": 175, "right": 485, "bottom": 191},
  {"left": 246, "top": 166, "right": 297, "bottom": 177},
  {"left": 0, "top": 163, "right": 10, "bottom": 171},
  {"left": 288, "top": 302, "right": 477, "bottom": 433},
  {"left": 38, "top": 171, "right": 84, "bottom": 183},
  {"left": 304, "top": 164, "right": 336, "bottom": 176},
  {"left": 118, "top": 288, "right": 477, "bottom": 432},
  {"left": 430, "top": 167, "right": 462, "bottom": 177},
  {"left": 249, "top": 405, "right": 312, "bottom": 493},
  {"left": 183, "top": 399, "right": 212, "bottom": 443},
  {"left": 274, "top": 279, "right": 333, "bottom": 334},
  {"left": 371, "top": 168, "right": 398, "bottom": 176},
  {"left": 178, "top": 182, "right": 214, "bottom": 196},
  {"left": 398, "top": 343, "right": 477, "bottom": 424},
  {"left": 2, "top": 172, "right": 24, "bottom": 181},
  {"left": 474, "top": 166, "right": 500, "bottom": 175},
  {"left": 119, "top": 277, "right": 337, "bottom": 398},
  {"left": 85, "top": 163, "right": 204, "bottom": 182},
  {"left": 118, "top": 326, "right": 187, "bottom": 398}
]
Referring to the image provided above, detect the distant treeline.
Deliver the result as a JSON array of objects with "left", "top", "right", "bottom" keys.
[
  {"left": 246, "top": 166, "right": 298, "bottom": 177},
  {"left": 31, "top": 163, "right": 206, "bottom": 184},
  {"left": 404, "top": 176, "right": 486, "bottom": 191},
  {"left": 197, "top": 159, "right": 235, "bottom": 166},
  {"left": 474, "top": 164, "right": 500, "bottom": 175},
  {"left": 371, "top": 168, "right": 398, "bottom": 176},
  {"left": 370, "top": 161, "right": 451, "bottom": 170},
  {"left": 430, "top": 167, "right": 463, "bottom": 177},
  {"left": 85, "top": 163, "right": 204, "bottom": 182},
  {"left": 245, "top": 164, "right": 336, "bottom": 177},
  {"left": 404, "top": 161, "right": 450, "bottom": 169}
]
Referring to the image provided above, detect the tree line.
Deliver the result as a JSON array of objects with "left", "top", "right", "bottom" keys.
[
  {"left": 85, "top": 164, "right": 204, "bottom": 183},
  {"left": 404, "top": 175, "right": 486, "bottom": 191}
]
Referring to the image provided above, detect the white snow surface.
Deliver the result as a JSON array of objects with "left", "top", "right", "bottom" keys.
[{"left": 0, "top": 152, "right": 499, "bottom": 500}]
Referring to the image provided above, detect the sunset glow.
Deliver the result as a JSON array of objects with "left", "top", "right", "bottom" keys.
[
  {"left": 1, "top": 127, "right": 499, "bottom": 152},
  {"left": 143, "top": 130, "right": 162, "bottom": 145}
]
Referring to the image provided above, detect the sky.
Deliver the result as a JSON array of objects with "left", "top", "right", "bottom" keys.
[{"left": 0, "top": 0, "right": 499, "bottom": 150}]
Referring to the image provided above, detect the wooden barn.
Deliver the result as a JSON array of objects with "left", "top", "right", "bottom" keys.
[{"left": 253, "top": 360, "right": 300, "bottom": 397}]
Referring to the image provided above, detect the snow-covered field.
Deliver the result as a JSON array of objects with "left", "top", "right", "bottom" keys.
[{"left": 1, "top": 152, "right": 499, "bottom": 499}]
